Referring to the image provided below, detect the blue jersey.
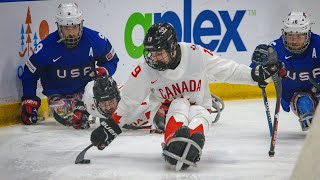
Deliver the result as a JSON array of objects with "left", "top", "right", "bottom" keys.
[
  {"left": 22, "top": 27, "right": 119, "bottom": 98},
  {"left": 251, "top": 33, "right": 320, "bottom": 112}
]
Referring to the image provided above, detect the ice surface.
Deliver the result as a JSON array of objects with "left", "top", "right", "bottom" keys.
[{"left": 0, "top": 99, "right": 306, "bottom": 180}]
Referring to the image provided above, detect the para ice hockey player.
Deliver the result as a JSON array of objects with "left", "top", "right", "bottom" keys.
[
  {"left": 20, "top": 2, "right": 119, "bottom": 125},
  {"left": 73, "top": 75, "right": 153, "bottom": 130},
  {"left": 89, "top": 23, "right": 283, "bottom": 171},
  {"left": 252, "top": 12, "right": 320, "bottom": 131}
]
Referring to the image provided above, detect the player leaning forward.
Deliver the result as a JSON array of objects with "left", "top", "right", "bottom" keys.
[{"left": 90, "top": 23, "right": 282, "bottom": 170}]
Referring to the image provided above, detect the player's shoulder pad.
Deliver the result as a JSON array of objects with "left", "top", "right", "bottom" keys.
[
  {"left": 30, "top": 31, "right": 60, "bottom": 61},
  {"left": 131, "top": 61, "right": 156, "bottom": 80},
  {"left": 310, "top": 32, "right": 320, "bottom": 46},
  {"left": 269, "top": 36, "right": 282, "bottom": 49},
  {"left": 83, "top": 27, "right": 109, "bottom": 45},
  {"left": 180, "top": 42, "right": 204, "bottom": 55}
]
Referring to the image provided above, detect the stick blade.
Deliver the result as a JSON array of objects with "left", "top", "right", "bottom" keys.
[{"left": 75, "top": 144, "right": 94, "bottom": 164}]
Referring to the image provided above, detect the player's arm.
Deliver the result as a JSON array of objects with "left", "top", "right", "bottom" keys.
[
  {"left": 90, "top": 64, "right": 150, "bottom": 150},
  {"left": 112, "top": 64, "right": 151, "bottom": 126},
  {"left": 22, "top": 58, "right": 40, "bottom": 98},
  {"left": 201, "top": 46, "right": 256, "bottom": 84},
  {"left": 95, "top": 37, "right": 119, "bottom": 77},
  {"left": 203, "top": 45, "right": 282, "bottom": 85},
  {"left": 21, "top": 56, "right": 41, "bottom": 124}
]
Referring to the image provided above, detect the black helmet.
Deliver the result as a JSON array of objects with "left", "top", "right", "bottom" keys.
[
  {"left": 93, "top": 76, "right": 120, "bottom": 117},
  {"left": 143, "top": 23, "right": 179, "bottom": 71}
]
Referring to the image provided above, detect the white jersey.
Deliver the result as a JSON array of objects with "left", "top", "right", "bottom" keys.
[
  {"left": 82, "top": 80, "right": 154, "bottom": 126},
  {"left": 116, "top": 42, "right": 256, "bottom": 125},
  {"left": 82, "top": 81, "right": 105, "bottom": 119}
]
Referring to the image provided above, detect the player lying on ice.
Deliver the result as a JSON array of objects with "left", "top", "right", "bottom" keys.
[
  {"left": 70, "top": 73, "right": 224, "bottom": 131},
  {"left": 89, "top": 22, "right": 284, "bottom": 171},
  {"left": 71, "top": 75, "right": 155, "bottom": 130}
]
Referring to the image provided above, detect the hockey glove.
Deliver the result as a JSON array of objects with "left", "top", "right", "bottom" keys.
[
  {"left": 21, "top": 96, "right": 41, "bottom": 125},
  {"left": 251, "top": 62, "right": 283, "bottom": 88},
  {"left": 95, "top": 67, "right": 109, "bottom": 77},
  {"left": 90, "top": 117, "right": 122, "bottom": 150},
  {"left": 72, "top": 101, "right": 90, "bottom": 129},
  {"left": 252, "top": 44, "right": 278, "bottom": 66}
]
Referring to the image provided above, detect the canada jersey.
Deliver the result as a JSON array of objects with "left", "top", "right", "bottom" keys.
[
  {"left": 270, "top": 33, "right": 320, "bottom": 108},
  {"left": 115, "top": 42, "right": 255, "bottom": 125},
  {"left": 22, "top": 27, "right": 119, "bottom": 98}
]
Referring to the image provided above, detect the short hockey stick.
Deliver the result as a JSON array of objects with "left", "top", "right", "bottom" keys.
[
  {"left": 309, "top": 77, "right": 320, "bottom": 90},
  {"left": 122, "top": 124, "right": 152, "bottom": 130},
  {"left": 268, "top": 74, "right": 282, "bottom": 157},
  {"left": 75, "top": 143, "right": 94, "bottom": 164},
  {"left": 260, "top": 87, "right": 273, "bottom": 136},
  {"left": 53, "top": 111, "right": 73, "bottom": 126}
]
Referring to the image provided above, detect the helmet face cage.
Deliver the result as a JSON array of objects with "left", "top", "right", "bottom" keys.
[
  {"left": 93, "top": 76, "right": 120, "bottom": 117},
  {"left": 143, "top": 23, "right": 178, "bottom": 71},
  {"left": 282, "top": 12, "right": 311, "bottom": 54},
  {"left": 97, "top": 97, "right": 118, "bottom": 116},
  {"left": 55, "top": 3, "right": 83, "bottom": 48}
]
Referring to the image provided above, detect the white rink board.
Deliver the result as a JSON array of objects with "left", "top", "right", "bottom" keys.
[{"left": 1, "top": 0, "right": 320, "bottom": 103}]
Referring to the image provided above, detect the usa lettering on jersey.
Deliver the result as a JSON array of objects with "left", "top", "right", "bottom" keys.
[
  {"left": 287, "top": 68, "right": 320, "bottom": 81},
  {"left": 57, "top": 66, "right": 92, "bottom": 79}
]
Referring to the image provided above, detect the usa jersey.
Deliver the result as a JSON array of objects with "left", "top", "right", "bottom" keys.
[
  {"left": 22, "top": 27, "right": 119, "bottom": 98},
  {"left": 270, "top": 33, "right": 320, "bottom": 111},
  {"left": 113, "top": 42, "right": 256, "bottom": 125}
]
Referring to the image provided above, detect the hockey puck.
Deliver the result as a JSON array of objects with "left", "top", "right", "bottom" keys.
[{"left": 78, "top": 159, "right": 91, "bottom": 164}]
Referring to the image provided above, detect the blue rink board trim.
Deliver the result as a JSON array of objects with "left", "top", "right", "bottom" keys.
[{"left": 0, "top": 0, "right": 45, "bottom": 3}]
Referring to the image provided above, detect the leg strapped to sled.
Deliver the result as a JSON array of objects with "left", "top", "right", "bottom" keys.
[
  {"left": 48, "top": 94, "right": 80, "bottom": 127},
  {"left": 299, "top": 112, "right": 313, "bottom": 131},
  {"left": 162, "top": 137, "right": 203, "bottom": 171}
]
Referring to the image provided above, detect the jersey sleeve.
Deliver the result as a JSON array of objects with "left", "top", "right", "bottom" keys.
[
  {"left": 95, "top": 35, "right": 119, "bottom": 76},
  {"left": 112, "top": 63, "right": 151, "bottom": 126},
  {"left": 21, "top": 55, "right": 41, "bottom": 99},
  {"left": 201, "top": 46, "right": 256, "bottom": 85}
]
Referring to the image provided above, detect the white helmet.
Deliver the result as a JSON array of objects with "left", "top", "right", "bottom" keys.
[
  {"left": 55, "top": 2, "right": 83, "bottom": 48},
  {"left": 282, "top": 12, "right": 312, "bottom": 54}
]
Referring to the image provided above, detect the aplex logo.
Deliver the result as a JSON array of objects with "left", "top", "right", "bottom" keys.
[{"left": 125, "top": 0, "right": 248, "bottom": 59}]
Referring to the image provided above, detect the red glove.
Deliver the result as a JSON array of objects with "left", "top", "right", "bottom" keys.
[
  {"left": 72, "top": 101, "right": 90, "bottom": 129},
  {"left": 21, "top": 97, "right": 41, "bottom": 125},
  {"left": 278, "top": 63, "right": 287, "bottom": 79},
  {"left": 96, "top": 67, "right": 109, "bottom": 77}
]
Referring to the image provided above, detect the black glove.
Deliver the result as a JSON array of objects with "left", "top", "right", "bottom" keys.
[
  {"left": 251, "top": 62, "right": 283, "bottom": 88},
  {"left": 21, "top": 96, "right": 41, "bottom": 125},
  {"left": 252, "top": 44, "right": 278, "bottom": 66},
  {"left": 72, "top": 101, "right": 90, "bottom": 129},
  {"left": 251, "top": 44, "right": 284, "bottom": 88},
  {"left": 90, "top": 117, "right": 122, "bottom": 150}
]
